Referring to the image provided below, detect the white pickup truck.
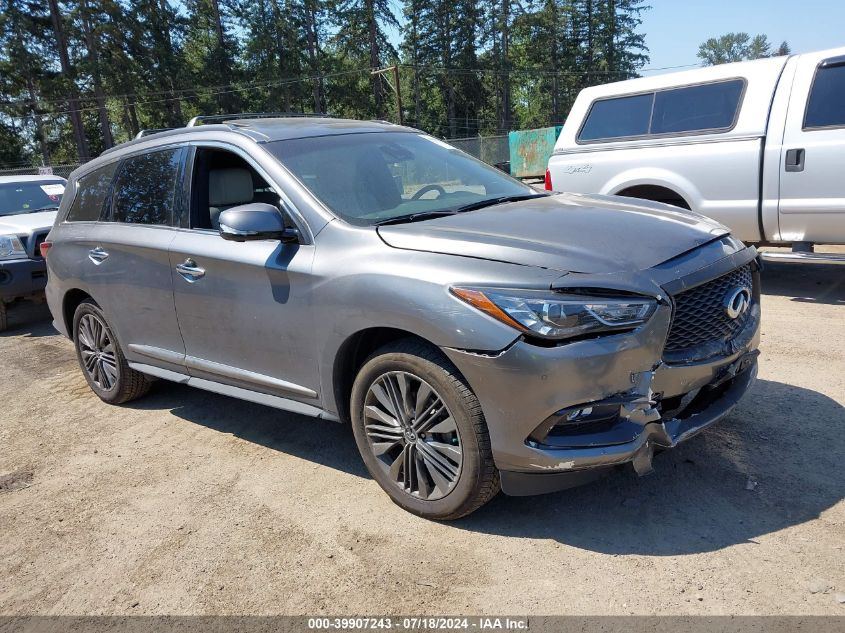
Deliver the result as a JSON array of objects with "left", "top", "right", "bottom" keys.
[
  {"left": 547, "top": 46, "right": 845, "bottom": 265},
  {"left": 0, "top": 175, "right": 65, "bottom": 330}
]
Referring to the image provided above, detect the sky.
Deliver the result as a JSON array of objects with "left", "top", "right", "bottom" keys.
[
  {"left": 385, "top": 0, "right": 845, "bottom": 75},
  {"left": 640, "top": 0, "right": 845, "bottom": 74}
]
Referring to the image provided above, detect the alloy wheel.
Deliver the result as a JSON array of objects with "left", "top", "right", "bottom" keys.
[
  {"left": 363, "top": 371, "right": 463, "bottom": 501},
  {"left": 77, "top": 313, "right": 119, "bottom": 391}
]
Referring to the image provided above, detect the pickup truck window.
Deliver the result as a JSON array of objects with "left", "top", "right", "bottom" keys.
[
  {"left": 66, "top": 163, "right": 117, "bottom": 222},
  {"left": 805, "top": 63, "right": 845, "bottom": 129},
  {"left": 651, "top": 80, "right": 744, "bottom": 134},
  {"left": 578, "top": 93, "right": 652, "bottom": 142},
  {"left": 578, "top": 79, "right": 745, "bottom": 143}
]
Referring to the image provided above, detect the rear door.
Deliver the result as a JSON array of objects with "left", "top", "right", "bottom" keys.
[
  {"left": 93, "top": 146, "right": 188, "bottom": 374},
  {"left": 778, "top": 50, "right": 845, "bottom": 243}
]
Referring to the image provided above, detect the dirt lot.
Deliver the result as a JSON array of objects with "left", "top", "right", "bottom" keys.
[{"left": 1, "top": 257, "right": 843, "bottom": 616}]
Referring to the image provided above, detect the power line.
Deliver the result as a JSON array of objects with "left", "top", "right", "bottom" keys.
[
  {"left": 6, "top": 68, "right": 374, "bottom": 118},
  {"left": 0, "top": 60, "right": 702, "bottom": 114}
]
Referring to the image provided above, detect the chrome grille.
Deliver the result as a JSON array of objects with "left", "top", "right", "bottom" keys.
[{"left": 665, "top": 264, "right": 754, "bottom": 358}]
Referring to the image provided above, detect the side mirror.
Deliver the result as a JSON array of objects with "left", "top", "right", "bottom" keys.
[{"left": 218, "top": 203, "right": 300, "bottom": 243}]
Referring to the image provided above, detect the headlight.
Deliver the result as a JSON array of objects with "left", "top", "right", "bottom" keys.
[
  {"left": 450, "top": 286, "right": 657, "bottom": 341},
  {"left": 0, "top": 235, "right": 26, "bottom": 260}
]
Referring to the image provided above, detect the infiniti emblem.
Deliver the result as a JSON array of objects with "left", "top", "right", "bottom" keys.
[{"left": 724, "top": 286, "right": 752, "bottom": 319}]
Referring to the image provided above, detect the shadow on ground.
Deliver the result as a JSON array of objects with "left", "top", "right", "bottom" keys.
[
  {"left": 130, "top": 382, "right": 369, "bottom": 479},
  {"left": 135, "top": 375, "right": 844, "bottom": 556},
  {"left": 760, "top": 261, "right": 845, "bottom": 305},
  {"left": 453, "top": 377, "right": 844, "bottom": 554},
  {"left": 0, "top": 301, "right": 55, "bottom": 338}
]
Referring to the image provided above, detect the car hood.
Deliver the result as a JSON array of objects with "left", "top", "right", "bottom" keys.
[
  {"left": 377, "top": 193, "right": 730, "bottom": 274},
  {"left": 0, "top": 210, "right": 57, "bottom": 235}
]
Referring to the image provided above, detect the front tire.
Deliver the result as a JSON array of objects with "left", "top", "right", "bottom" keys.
[
  {"left": 72, "top": 299, "right": 151, "bottom": 404},
  {"left": 350, "top": 339, "right": 500, "bottom": 520}
]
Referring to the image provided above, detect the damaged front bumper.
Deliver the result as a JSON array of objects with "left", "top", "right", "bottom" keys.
[
  {"left": 442, "top": 252, "right": 761, "bottom": 497},
  {"left": 498, "top": 356, "right": 757, "bottom": 495}
]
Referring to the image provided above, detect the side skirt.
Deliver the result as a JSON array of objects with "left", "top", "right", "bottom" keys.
[{"left": 128, "top": 362, "right": 340, "bottom": 422}]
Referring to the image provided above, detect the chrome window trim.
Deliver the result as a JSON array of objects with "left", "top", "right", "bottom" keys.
[{"left": 553, "top": 134, "right": 763, "bottom": 156}]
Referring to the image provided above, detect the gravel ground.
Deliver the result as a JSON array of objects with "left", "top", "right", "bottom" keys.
[{"left": 1, "top": 256, "right": 843, "bottom": 616}]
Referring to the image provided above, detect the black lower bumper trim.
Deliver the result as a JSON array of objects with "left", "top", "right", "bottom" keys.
[{"left": 0, "top": 258, "right": 47, "bottom": 301}]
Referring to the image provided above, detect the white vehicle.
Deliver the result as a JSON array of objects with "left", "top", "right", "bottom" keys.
[
  {"left": 547, "top": 46, "right": 845, "bottom": 265},
  {"left": 0, "top": 175, "right": 66, "bottom": 330}
]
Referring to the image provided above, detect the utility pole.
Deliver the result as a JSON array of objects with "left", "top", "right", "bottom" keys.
[{"left": 371, "top": 66, "right": 403, "bottom": 126}]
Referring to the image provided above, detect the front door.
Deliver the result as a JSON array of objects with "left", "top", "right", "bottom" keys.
[
  {"left": 169, "top": 146, "right": 320, "bottom": 403},
  {"left": 778, "top": 50, "right": 845, "bottom": 243}
]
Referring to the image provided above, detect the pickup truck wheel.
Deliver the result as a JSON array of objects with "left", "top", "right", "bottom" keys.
[
  {"left": 350, "top": 339, "right": 500, "bottom": 520},
  {"left": 72, "top": 300, "right": 151, "bottom": 405}
]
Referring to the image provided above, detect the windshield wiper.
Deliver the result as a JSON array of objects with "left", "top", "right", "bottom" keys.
[
  {"left": 375, "top": 210, "right": 459, "bottom": 226},
  {"left": 454, "top": 193, "right": 548, "bottom": 213}
]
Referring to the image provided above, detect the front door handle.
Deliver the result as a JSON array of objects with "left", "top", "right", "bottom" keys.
[
  {"left": 175, "top": 258, "right": 206, "bottom": 282},
  {"left": 88, "top": 246, "right": 109, "bottom": 264},
  {"left": 785, "top": 148, "right": 805, "bottom": 172}
]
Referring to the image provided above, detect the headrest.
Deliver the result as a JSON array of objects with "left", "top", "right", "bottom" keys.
[{"left": 208, "top": 168, "right": 253, "bottom": 206}]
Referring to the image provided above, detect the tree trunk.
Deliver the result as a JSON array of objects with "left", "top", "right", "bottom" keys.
[
  {"left": 366, "top": 0, "right": 383, "bottom": 119},
  {"left": 305, "top": 1, "right": 322, "bottom": 112},
  {"left": 80, "top": 0, "right": 113, "bottom": 148},
  {"left": 209, "top": 0, "right": 236, "bottom": 112},
  {"left": 123, "top": 96, "right": 140, "bottom": 138},
  {"left": 499, "top": 0, "right": 511, "bottom": 134},
  {"left": 26, "top": 77, "right": 50, "bottom": 166},
  {"left": 47, "top": 0, "right": 89, "bottom": 161}
]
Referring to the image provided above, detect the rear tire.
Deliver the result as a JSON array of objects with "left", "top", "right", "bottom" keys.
[
  {"left": 72, "top": 299, "right": 151, "bottom": 404},
  {"left": 350, "top": 339, "right": 500, "bottom": 520}
]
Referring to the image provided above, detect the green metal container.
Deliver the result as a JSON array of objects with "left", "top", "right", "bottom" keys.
[{"left": 508, "top": 126, "right": 563, "bottom": 179}]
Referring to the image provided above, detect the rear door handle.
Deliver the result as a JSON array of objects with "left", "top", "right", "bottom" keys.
[
  {"left": 785, "top": 148, "right": 805, "bottom": 172},
  {"left": 175, "top": 258, "right": 206, "bottom": 282},
  {"left": 88, "top": 246, "right": 109, "bottom": 264}
]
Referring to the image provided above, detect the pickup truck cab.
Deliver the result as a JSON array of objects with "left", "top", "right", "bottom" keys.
[
  {"left": 547, "top": 46, "right": 845, "bottom": 265},
  {"left": 0, "top": 175, "right": 66, "bottom": 330}
]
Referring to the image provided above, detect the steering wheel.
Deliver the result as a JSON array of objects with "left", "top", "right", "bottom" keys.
[{"left": 411, "top": 184, "right": 446, "bottom": 200}]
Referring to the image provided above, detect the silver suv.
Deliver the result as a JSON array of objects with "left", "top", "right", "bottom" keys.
[{"left": 44, "top": 117, "right": 761, "bottom": 519}]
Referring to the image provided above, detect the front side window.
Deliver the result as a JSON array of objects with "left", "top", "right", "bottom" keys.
[
  {"left": 651, "top": 80, "right": 744, "bottom": 134},
  {"left": 111, "top": 148, "right": 183, "bottom": 225},
  {"left": 66, "top": 164, "right": 117, "bottom": 222},
  {"left": 266, "top": 132, "right": 535, "bottom": 225},
  {"left": 0, "top": 179, "right": 65, "bottom": 217},
  {"left": 805, "top": 62, "right": 845, "bottom": 129}
]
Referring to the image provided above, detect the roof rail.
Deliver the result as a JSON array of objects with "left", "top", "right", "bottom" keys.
[
  {"left": 134, "top": 128, "right": 174, "bottom": 139},
  {"left": 186, "top": 112, "right": 334, "bottom": 127}
]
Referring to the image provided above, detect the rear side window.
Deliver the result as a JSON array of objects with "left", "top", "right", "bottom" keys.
[
  {"left": 578, "top": 79, "right": 745, "bottom": 142},
  {"left": 111, "top": 148, "right": 183, "bottom": 225},
  {"left": 805, "top": 62, "right": 845, "bottom": 129},
  {"left": 578, "top": 93, "right": 652, "bottom": 141},
  {"left": 651, "top": 80, "right": 744, "bottom": 134},
  {"left": 66, "top": 164, "right": 117, "bottom": 222}
]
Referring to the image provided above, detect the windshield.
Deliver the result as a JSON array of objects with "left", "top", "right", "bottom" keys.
[
  {"left": 266, "top": 132, "right": 537, "bottom": 225},
  {"left": 0, "top": 180, "right": 65, "bottom": 217}
]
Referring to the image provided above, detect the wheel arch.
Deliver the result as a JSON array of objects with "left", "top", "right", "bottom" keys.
[
  {"left": 62, "top": 288, "right": 94, "bottom": 335},
  {"left": 601, "top": 168, "right": 699, "bottom": 211},
  {"left": 330, "top": 327, "right": 441, "bottom": 424}
]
